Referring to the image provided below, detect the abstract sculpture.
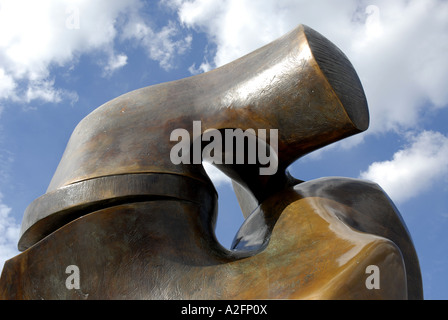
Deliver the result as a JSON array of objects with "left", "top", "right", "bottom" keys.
[{"left": 0, "top": 24, "right": 422, "bottom": 299}]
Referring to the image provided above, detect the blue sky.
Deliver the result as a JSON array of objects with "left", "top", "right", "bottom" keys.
[{"left": 0, "top": 0, "right": 447, "bottom": 299}]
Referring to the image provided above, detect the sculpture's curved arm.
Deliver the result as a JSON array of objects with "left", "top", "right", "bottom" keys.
[{"left": 19, "top": 24, "right": 368, "bottom": 251}]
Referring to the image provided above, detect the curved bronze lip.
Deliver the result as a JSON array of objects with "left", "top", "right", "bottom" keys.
[{"left": 18, "top": 173, "right": 217, "bottom": 251}]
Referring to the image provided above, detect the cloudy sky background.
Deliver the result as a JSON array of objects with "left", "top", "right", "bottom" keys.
[{"left": 0, "top": 0, "right": 447, "bottom": 299}]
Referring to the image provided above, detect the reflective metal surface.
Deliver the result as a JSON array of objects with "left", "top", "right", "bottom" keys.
[{"left": 0, "top": 24, "right": 422, "bottom": 300}]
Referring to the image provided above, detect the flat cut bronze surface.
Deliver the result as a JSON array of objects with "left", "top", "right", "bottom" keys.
[{"left": 0, "top": 24, "right": 422, "bottom": 299}]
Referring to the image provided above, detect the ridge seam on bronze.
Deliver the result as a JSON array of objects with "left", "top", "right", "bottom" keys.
[{"left": 19, "top": 173, "right": 216, "bottom": 251}]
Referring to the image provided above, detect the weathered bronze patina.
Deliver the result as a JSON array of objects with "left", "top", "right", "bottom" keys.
[{"left": 0, "top": 24, "right": 423, "bottom": 299}]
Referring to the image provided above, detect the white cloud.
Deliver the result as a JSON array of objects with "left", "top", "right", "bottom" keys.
[
  {"left": 188, "top": 61, "right": 212, "bottom": 75},
  {"left": 122, "top": 19, "right": 192, "bottom": 71},
  {"left": 0, "top": 68, "right": 16, "bottom": 100},
  {"left": 103, "top": 53, "right": 128, "bottom": 76},
  {"left": 171, "top": 0, "right": 448, "bottom": 135},
  {"left": 0, "top": 0, "right": 193, "bottom": 106},
  {"left": 175, "top": 0, "right": 360, "bottom": 66},
  {"left": 24, "top": 79, "right": 72, "bottom": 104},
  {"left": 359, "top": 131, "right": 448, "bottom": 204},
  {"left": 350, "top": 0, "right": 448, "bottom": 134},
  {"left": 0, "top": 194, "right": 20, "bottom": 275},
  {"left": 0, "top": 0, "right": 138, "bottom": 104}
]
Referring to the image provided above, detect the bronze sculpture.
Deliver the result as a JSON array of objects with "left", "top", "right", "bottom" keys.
[{"left": 0, "top": 24, "right": 423, "bottom": 299}]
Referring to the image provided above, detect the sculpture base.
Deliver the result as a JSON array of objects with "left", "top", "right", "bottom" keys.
[{"left": 1, "top": 177, "right": 419, "bottom": 300}]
